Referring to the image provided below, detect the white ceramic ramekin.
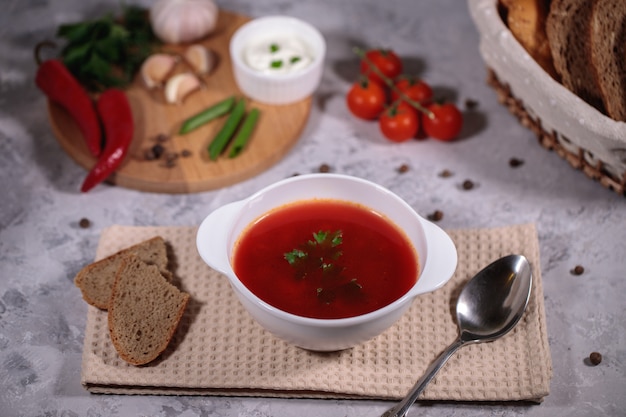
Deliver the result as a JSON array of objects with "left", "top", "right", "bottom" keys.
[
  {"left": 229, "top": 15, "right": 326, "bottom": 105},
  {"left": 196, "top": 174, "right": 457, "bottom": 351}
]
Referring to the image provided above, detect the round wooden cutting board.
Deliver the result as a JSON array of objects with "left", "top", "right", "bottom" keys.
[{"left": 47, "top": 10, "right": 312, "bottom": 194}]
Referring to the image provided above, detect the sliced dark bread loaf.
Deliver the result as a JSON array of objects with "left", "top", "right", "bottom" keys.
[
  {"left": 74, "top": 236, "right": 170, "bottom": 309},
  {"left": 501, "top": 0, "right": 559, "bottom": 79},
  {"left": 546, "top": 0, "right": 605, "bottom": 111},
  {"left": 108, "top": 254, "right": 189, "bottom": 366},
  {"left": 590, "top": 0, "right": 626, "bottom": 121}
]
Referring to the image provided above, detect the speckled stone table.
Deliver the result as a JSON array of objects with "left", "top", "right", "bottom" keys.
[{"left": 1, "top": 1, "right": 625, "bottom": 416}]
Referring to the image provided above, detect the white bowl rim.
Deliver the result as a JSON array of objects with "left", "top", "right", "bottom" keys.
[
  {"left": 200, "top": 173, "right": 452, "bottom": 328},
  {"left": 229, "top": 15, "right": 326, "bottom": 81}
]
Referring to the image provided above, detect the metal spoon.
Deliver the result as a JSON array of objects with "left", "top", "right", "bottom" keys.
[{"left": 381, "top": 254, "right": 533, "bottom": 417}]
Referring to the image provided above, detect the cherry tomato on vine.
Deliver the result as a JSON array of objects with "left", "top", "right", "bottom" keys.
[
  {"left": 346, "top": 78, "right": 386, "bottom": 120},
  {"left": 422, "top": 102, "right": 463, "bottom": 141},
  {"left": 379, "top": 102, "right": 419, "bottom": 142},
  {"left": 359, "top": 49, "right": 403, "bottom": 86},
  {"left": 391, "top": 78, "right": 433, "bottom": 105}
]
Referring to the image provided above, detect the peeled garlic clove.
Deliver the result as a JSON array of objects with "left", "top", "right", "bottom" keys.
[
  {"left": 184, "top": 44, "right": 214, "bottom": 75},
  {"left": 141, "top": 54, "right": 179, "bottom": 89},
  {"left": 164, "top": 72, "right": 201, "bottom": 104}
]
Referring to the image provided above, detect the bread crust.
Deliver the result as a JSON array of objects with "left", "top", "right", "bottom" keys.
[
  {"left": 74, "top": 236, "right": 169, "bottom": 309},
  {"left": 107, "top": 254, "right": 189, "bottom": 366},
  {"left": 590, "top": 0, "right": 626, "bottom": 121},
  {"left": 501, "top": 0, "right": 558, "bottom": 79},
  {"left": 546, "top": 0, "right": 605, "bottom": 111}
]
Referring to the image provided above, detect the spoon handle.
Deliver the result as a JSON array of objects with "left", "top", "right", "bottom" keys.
[{"left": 382, "top": 338, "right": 465, "bottom": 417}]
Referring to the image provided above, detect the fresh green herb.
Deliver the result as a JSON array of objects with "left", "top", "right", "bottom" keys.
[
  {"left": 284, "top": 230, "right": 363, "bottom": 302},
  {"left": 284, "top": 249, "right": 307, "bottom": 266},
  {"left": 315, "top": 230, "right": 342, "bottom": 247},
  {"left": 270, "top": 60, "right": 283, "bottom": 69},
  {"left": 310, "top": 230, "right": 343, "bottom": 255},
  {"left": 269, "top": 43, "right": 279, "bottom": 53},
  {"left": 285, "top": 230, "right": 343, "bottom": 268},
  {"left": 56, "top": 5, "right": 160, "bottom": 92},
  {"left": 290, "top": 56, "right": 301, "bottom": 64}
]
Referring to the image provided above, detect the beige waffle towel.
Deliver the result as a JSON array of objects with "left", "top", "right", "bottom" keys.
[{"left": 80, "top": 223, "right": 552, "bottom": 402}]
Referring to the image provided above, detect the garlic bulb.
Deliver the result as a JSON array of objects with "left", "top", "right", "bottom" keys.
[{"left": 150, "top": 0, "right": 219, "bottom": 45}]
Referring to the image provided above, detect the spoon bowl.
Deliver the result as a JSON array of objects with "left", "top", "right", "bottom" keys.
[
  {"left": 457, "top": 254, "right": 532, "bottom": 342},
  {"left": 382, "top": 254, "right": 532, "bottom": 417}
]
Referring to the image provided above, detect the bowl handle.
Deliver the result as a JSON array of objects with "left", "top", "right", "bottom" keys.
[
  {"left": 196, "top": 200, "right": 246, "bottom": 275},
  {"left": 412, "top": 220, "right": 458, "bottom": 295}
]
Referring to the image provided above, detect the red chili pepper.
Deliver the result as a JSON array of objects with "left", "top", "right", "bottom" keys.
[
  {"left": 35, "top": 59, "right": 102, "bottom": 157},
  {"left": 80, "top": 89, "right": 134, "bottom": 192}
]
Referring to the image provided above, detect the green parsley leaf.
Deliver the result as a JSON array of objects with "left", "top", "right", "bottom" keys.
[
  {"left": 56, "top": 21, "right": 93, "bottom": 44},
  {"left": 56, "top": 5, "right": 159, "bottom": 92},
  {"left": 270, "top": 60, "right": 283, "bottom": 69},
  {"left": 269, "top": 43, "right": 280, "bottom": 53},
  {"left": 284, "top": 229, "right": 364, "bottom": 304},
  {"left": 94, "top": 35, "right": 124, "bottom": 62},
  {"left": 290, "top": 56, "right": 301, "bottom": 64},
  {"left": 312, "top": 230, "right": 328, "bottom": 245},
  {"left": 284, "top": 249, "right": 307, "bottom": 265},
  {"left": 330, "top": 231, "right": 342, "bottom": 247}
]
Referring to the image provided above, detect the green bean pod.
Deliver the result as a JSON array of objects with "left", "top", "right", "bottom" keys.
[
  {"left": 229, "top": 108, "right": 260, "bottom": 158},
  {"left": 208, "top": 98, "right": 246, "bottom": 160},
  {"left": 179, "top": 96, "right": 235, "bottom": 134}
]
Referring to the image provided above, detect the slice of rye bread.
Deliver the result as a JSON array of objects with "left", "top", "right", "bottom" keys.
[
  {"left": 590, "top": 0, "right": 626, "bottom": 121},
  {"left": 108, "top": 254, "right": 189, "bottom": 366},
  {"left": 546, "top": 0, "right": 605, "bottom": 112},
  {"left": 74, "top": 236, "right": 170, "bottom": 310},
  {"left": 501, "top": 0, "right": 559, "bottom": 79}
]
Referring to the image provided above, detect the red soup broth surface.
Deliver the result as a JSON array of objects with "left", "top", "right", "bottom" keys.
[{"left": 232, "top": 199, "right": 419, "bottom": 319}]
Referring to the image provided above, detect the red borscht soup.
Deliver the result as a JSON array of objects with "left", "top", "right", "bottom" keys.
[{"left": 232, "top": 199, "right": 419, "bottom": 319}]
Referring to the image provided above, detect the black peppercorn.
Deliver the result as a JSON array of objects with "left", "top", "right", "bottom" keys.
[
  {"left": 155, "top": 133, "right": 170, "bottom": 143},
  {"left": 589, "top": 352, "right": 602, "bottom": 365},
  {"left": 161, "top": 152, "right": 179, "bottom": 168},
  {"left": 462, "top": 179, "right": 474, "bottom": 190},
  {"left": 439, "top": 169, "right": 453, "bottom": 178},
  {"left": 464, "top": 99, "right": 479, "bottom": 110},
  {"left": 152, "top": 144, "right": 165, "bottom": 159},
  {"left": 427, "top": 210, "right": 444, "bottom": 222}
]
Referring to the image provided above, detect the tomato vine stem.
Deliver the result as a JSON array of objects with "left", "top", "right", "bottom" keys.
[{"left": 353, "top": 47, "right": 434, "bottom": 119}]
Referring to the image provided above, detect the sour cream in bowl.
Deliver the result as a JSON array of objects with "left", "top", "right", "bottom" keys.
[
  {"left": 244, "top": 37, "right": 313, "bottom": 75},
  {"left": 229, "top": 15, "right": 326, "bottom": 105}
]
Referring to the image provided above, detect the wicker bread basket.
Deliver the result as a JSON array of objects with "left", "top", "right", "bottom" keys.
[{"left": 469, "top": 0, "right": 626, "bottom": 196}]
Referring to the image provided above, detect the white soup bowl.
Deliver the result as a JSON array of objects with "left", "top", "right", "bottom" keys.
[{"left": 196, "top": 174, "right": 457, "bottom": 351}]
